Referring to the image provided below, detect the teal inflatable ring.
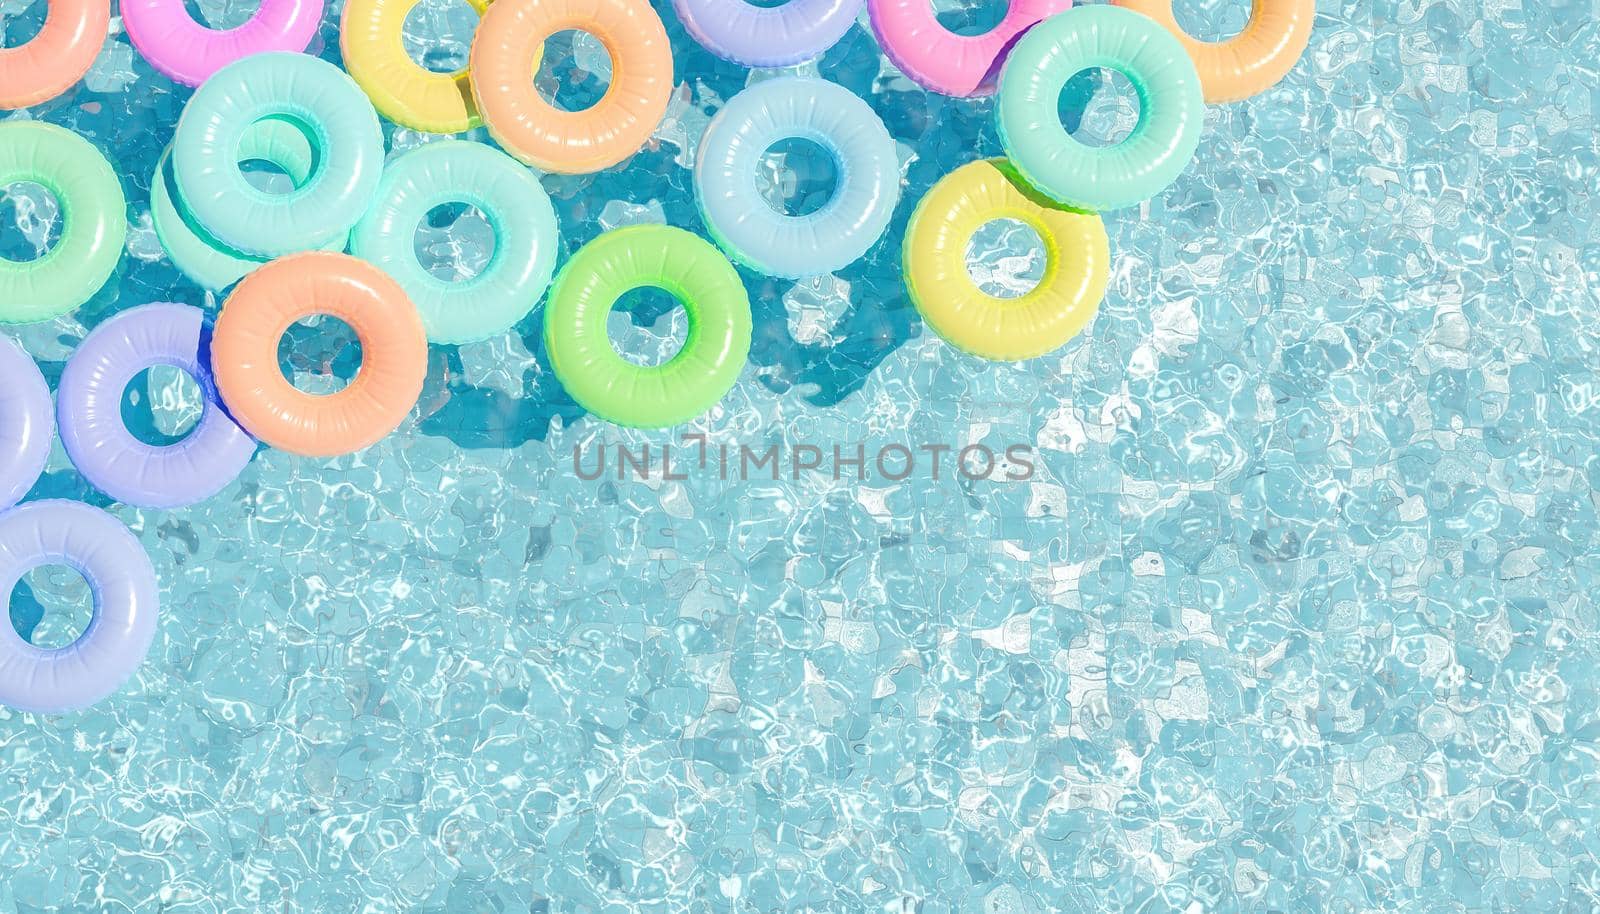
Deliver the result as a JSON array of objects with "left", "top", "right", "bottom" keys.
[
  {"left": 351, "top": 141, "right": 558, "bottom": 344},
  {"left": 152, "top": 119, "right": 347, "bottom": 292},
  {"left": 997, "top": 6, "right": 1203, "bottom": 211},
  {"left": 173, "top": 51, "right": 383, "bottom": 258},
  {"left": 0, "top": 122, "right": 126, "bottom": 325}
]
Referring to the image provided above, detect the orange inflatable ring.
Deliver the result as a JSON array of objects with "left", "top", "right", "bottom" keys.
[
  {"left": 213, "top": 252, "right": 428, "bottom": 458},
  {"left": 0, "top": 0, "right": 109, "bottom": 108},
  {"left": 1112, "top": 0, "right": 1313, "bottom": 104},
  {"left": 469, "top": 0, "right": 672, "bottom": 174}
]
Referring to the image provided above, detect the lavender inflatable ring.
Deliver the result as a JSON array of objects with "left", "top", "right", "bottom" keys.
[
  {"left": 672, "top": 0, "right": 863, "bottom": 68},
  {"left": 0, "top": 335, "right": 52, "bottom": 511},
  {"left": 0, "top": 500, "right": 160, "bottom": 714},
  {"left": 58, "top": 303, "right": 256, "bottom": 509}
]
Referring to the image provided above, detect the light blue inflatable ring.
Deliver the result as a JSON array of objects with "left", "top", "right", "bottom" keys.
[
  {"left": 997, "top": 6, "right": 1203, "bottom": 211},
  {"left": 694, "top": 76, "right": 899, "bottom": 279},
  {"left": 173, "top": 51, "right": 383, "bottom": 258},
  {"left": 152, "top": 119, "right": 348, "bottom": 292},
  {"left": 351, "top": 141, "right": 559, "bottom": 344}
]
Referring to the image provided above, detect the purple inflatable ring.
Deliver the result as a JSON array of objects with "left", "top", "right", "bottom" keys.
[
  {"left": 57, "top": 303, "right": 256, "bottom": 509},
  {"left": 0, "top": 500, "right": 160, "bottom": 714},
  {"left": 0, "top": 335, "right": 53, "bottom": 511},
  {"left": 672, "top": 0, "right": 863, "bottom": 68}
]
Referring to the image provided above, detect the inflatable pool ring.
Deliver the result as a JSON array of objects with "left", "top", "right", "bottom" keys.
[
  {"left": 998, "top": 6, "right": 1203, "bottom": 211},
  {"left": 904, "top": 159, "right": 1108, "bottom": 361},
  {"left": 0, "top": 0, "right": 108, "bottom": 108},
  {"left": 173, "top": 52, "right": 384, "bottom": 258},
  {"left": 0, "top": 335, "right": 52, "bottom": 510},
  {"left": 0, "top": 500, "right": 160, "bottom": 714},
  {"left": 122, "top": 0, "right": 323, "bottom": 87},
  {"left": 152, "top": 121, "right": 349, "bottom": 292},
  {"left": 868, "top": 0, "right": 1068, "bottom": 97},
  {"left": 351, "top": 140, "right": 558, "bottom": 344},
  {"left": 57, "top": 304, "right": 256, "bottom": 509},
  {"left": 0, "top": 122, "right": 125, "bottom": 324},
  {"left": 695, "top": 77, "right": 898, "bottom": 279},
  {"left": 545, "top": 225, "right": 750, "bottom": 428},
  {"left": 471, "top": 0, "right": 672, "bottom": 174},
  {"left": 673, "top": 0, "right": 861, "bottom": 68},
  {"left": 342, "top": 0, "right": 514, "bottom": 134},
  {"left": 212, "top": 252, "right": 428, "bottom": 457},
  {"left": 1113, "top": 0, "right": 1313, "bottom": 103}
]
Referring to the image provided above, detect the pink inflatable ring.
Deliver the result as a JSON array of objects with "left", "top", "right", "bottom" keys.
[
  {"left": 122, "top": 0, "right": 323, "bottom": 87},
  {"left": 868, "top": 0, "right": 1070, "bottom": 97}
]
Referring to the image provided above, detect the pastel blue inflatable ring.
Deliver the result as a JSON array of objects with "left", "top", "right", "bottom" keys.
[
  {"left": 351, "top": 140, "right": 559, "bottom": 344},
  {"left": 997, "top": 6, "right": 1203, "bottom": 211},
  {"left": 0, "top": 334, "right": 52, "bottom": 511},
  {"left": 57, "top": 303, "right": 256, "bottom": 510},
  {"left": 0, "top": 500, "right": 160, "bottom": 714},
  {"left": 152, "top": 119, "right": 348, "bottom": 292},
  {"left": 673, "top": 0, "right": 863, "bottom": 68},
  {"left": 173, "top": 51, "right": 384, "bottom": 258},
  {"left": 694, "top": 76, "right": 900, "bottom": 279}
]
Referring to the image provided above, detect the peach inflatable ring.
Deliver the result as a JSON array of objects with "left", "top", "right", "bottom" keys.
[
  {"left": 1113, "top": 0, "right": 1314, "bottom": 104},
  {"left": 0, "top": 0, "right": 108, "bottom": 108},
  {"left": 212, "top": 252, "right": 428, "bottom": 458},
  {"left": 469, "top": 0, "right": 673, "bottom": 174}
]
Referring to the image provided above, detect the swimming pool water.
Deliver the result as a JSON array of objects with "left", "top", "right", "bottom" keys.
[{"left": 4, "top": 0, "right": 1599, "bottom": 910}]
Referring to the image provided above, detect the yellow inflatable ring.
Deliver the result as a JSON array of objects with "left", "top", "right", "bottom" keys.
[
  {"left": 341, "top": 0, "right": 535, "bottom": 134},
  {"left": 904, "top": 159, "right": 1109, "bottom": 362}
]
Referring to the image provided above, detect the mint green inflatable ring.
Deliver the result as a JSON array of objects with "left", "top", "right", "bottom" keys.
[
  {"left": 545, "top": 225, "right": 751, "bottom": 429},
  {"left": 351, "top": 141, "right": 558, "bottom": 345},
  {"left": 0, "top": 122, "right": 126, "bottom": 325},
  {"left": 152, "top": 120, "right": 348, "bottom": 292},
  {"left": 173, "top": 51, "right": 383, "bottom": 258},
  {"left": 997, "top": 6, "right": 1204, "bottom": 211}
]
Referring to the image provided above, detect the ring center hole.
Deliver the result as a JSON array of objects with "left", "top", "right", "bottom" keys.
[
  {"left": 930, "top": 0, "right": 1006, "bottom": 37},
  {"left": 402, "top": 0, "right": 480, "bottom": 73},
  {"left": 2, "top": 0, "right": 48, "bottom": 46},
  {"left": 1173, "top": 0, "right": 1251, "bottom": 41},
  {"left": 536, "top": 29, "right": 613, "bottom": 113},
  {"left": 757, "top": 137, "right": 839, "bottom": 218},
  {"left": 608, "top": 287, "right": 687, "bottom": 367},
  {"left": 122, "top": 365, "right": 204, "bottom": 446},
  {"left": 1059, "top": 68, "right": 1141, "bottom": 148},
  {"left": 9, "top": 564, "right": 93, "bottom": 650},
  {"left": 180, "top": 0, "right": 259, "bottom": 29},
  {"left": 277, "top": 315, "right": 362, "bottom": 395},
  {"left": 414, "top": 201, "right": 496, "bottom": 282},
  {"left": 965, "top": 218, "right": 1045, "bottom": 299},
  {"left": 237, "top": 115, "right": 320, "bottom": 196},
  {"left": 1, "top": 181, "right": 61, "bottom": 263},
  {"left": 239, "top": 158, "right": 297, "bottom": 196}
]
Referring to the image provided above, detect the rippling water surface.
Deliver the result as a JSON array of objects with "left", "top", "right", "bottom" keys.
[{"left": 3, "top": 0, "right": 1598, "bottom": 910}]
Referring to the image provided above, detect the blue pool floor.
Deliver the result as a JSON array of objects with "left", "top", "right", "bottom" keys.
[{"left": 3, "top": 0, "right": 1599, "bottom": 910}]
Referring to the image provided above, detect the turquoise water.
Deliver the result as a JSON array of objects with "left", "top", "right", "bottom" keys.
[{"left": 4, "top": 0, "right": 1599, "bottom": 910}]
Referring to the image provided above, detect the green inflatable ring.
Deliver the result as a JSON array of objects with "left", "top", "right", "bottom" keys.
[
  {"left": 152, "top": 120, "right": 347, "bottom": 293},
  {"left": 997, "top": 5, "right": 1204, "bottom": 211},
  {"left": 0, "top": 122, "right": 126, "bottom": 324},
  {"left": 544, "top": 225, "right": 752, "bottom": 428}
]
